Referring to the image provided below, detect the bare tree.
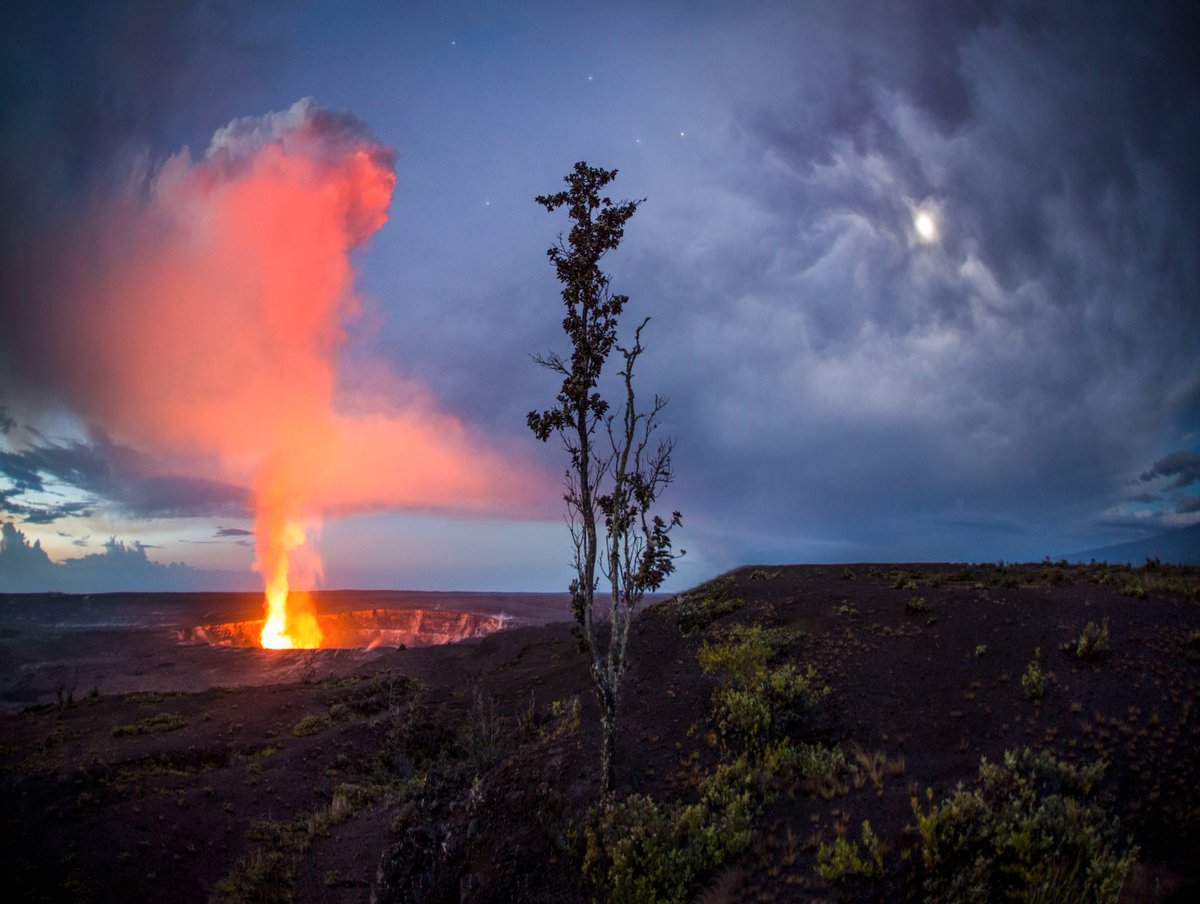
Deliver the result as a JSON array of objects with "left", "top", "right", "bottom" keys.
[{"left": 529, "top": 161, "right": 681, "bottom": 795}]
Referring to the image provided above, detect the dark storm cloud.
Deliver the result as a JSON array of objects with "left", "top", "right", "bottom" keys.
[
  {"left": 621, "top": 0, "right": 1200, "bottom": 561},
  {"left": 1128, "top": 448, "right": 1200, "bottom": 517},
  {"left": 0, "top": 492, "right": 94, "bottom": 525},
  {"left": 215, "top": 526, "right": 253, "bottom": 538},
  {"left": 1139, "top": 450, "right": 1200, "bottom": 489},
  {"left": 0, "top": 430, "right": 248, "bottom": 523}
]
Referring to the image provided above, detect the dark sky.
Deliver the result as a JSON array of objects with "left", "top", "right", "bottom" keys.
[{"left": 1, "top": 0, "right": 1198, "bottom": 592}]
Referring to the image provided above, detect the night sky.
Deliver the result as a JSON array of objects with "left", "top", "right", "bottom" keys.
[{"left": 1, "top": 0, "right": 1198, "bottom": 594}]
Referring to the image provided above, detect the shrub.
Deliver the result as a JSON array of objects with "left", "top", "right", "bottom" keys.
[
  {"left": 906, "top": 595, "right": 928, "bottom": 614},
  {"left": 320, "top": 783, "right": 382, "bottom": 828},
  {"left": 698, "top": 624, "right": 826, "bottom": 748},
  {"left": 1121, "top": 576, "right": 1146, "bottom": 599},
  {"left": 991, "top": 568, "right": 1022, "bottom": 589},
  {"left": 1021, "top": 649, "right": 1046, "bottom": 699},
  {"left": 582, "top": 758, "right": 758, "bottom": 904},
  {"left": 697, "top": 623, "right": 781, "bottom": 675},
  {"left": 1042, "top": 564, "right": 1066, "bottom": 586},
  {"left": 910, "top": 748, "right": 1135, "bottom": 903},
  {"left": 1064, "top": 618, "right": 1110, "bottom": 661},
  {"left": 662, "top": 592, "right": 745, "bottom": 635},
  {"left": 292, "top": 713, "right": 332, "bottom": 737},
  {"left": 111, "top": 711, "right": 185, "bottom": 737},
  {"left": 842, "top": 567, "right": 856, "bottom": 581},
  {"left": 815, "top": 820, "right": 884, "bottom": 882},
  {"left": 762, "top": 740, "right": 848, "bottom": 797},
  {"left": 460, "top": 687, "right": 508, "bottom": 766}
]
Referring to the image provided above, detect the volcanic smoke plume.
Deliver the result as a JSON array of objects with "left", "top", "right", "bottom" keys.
[{"left": 6, "top": 99, "right": 536, "bottom": 647}]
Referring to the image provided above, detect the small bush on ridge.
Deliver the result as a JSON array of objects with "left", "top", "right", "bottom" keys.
[
  {"left": 910, "top": 748, "right": 1134, "bottom": 904},
  {"left": 1064, "top": 618, "right": 1110, "bottom": 660},
  {"left": 1021, "top": 649, "right": 1046, "bottom": 699},
  {"left": 816, "top": 819, "right": 884, "bottom": 882}
]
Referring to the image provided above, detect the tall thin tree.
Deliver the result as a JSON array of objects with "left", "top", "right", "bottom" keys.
[{"left": 529, "top": 161, "right": 681, "bottom": 795}]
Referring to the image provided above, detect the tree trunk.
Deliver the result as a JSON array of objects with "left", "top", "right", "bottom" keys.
[{"left": 599, "top": 684, "right": 618, "bottom": 796}]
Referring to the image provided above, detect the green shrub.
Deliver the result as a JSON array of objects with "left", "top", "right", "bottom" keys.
[
  {"left": 211, "top": 818, "right": 303, "bottom": 904},
  {"left": 1042, "top": 564, "right": 1066, "bottom": 586},
  {"left": 697, "top": 623, "right": 780, "bottom": 675},
  {"left": 1064, "top": 618, "right": 1110, "bottom": 660},
  {"left": 1021, "top": 649, "right": 1046, "bottom": 699},
  {"left": 1121, "top": 576, "right": 1146, "bottom": 599},
  {"left": 906, "top": 595, "right": 928, "bottom": 614},
  {"left": 111, "top": 711, "right": 185, "bottom": 737},
  {"left": 124, "top": 691, "right": 165, "bottom": 705},
  {"left": 816, "top": 820, "right": 884, "bottom": 882},
  {"left": 324, "top": 783, "right": 378, "bottom": 826},
  {"left": 991, "top": 567, "right": 1022, "bottom": 589},
  {"left": 662, "top": 591, "right": 745, "bottom": 635},
  {"left": 460, "top": 687, "right": 508, "bottom": 766},
  {"left": 767, "top": 740, "right": 848, "bottom": 798},
  {"left": 582, "top": 758, "right": 758, "bottom": 904},
  {"left": 292, "top": 713, "right": 332, "bottom": 737},
  {"left": 842, "top": 567, "right": 856, "bottom": 581},
  {"left": 698, "top": 624, "right": 826, "bottom": 748},
  {"left": 910, "top": 748, "right": 1135, "bottom": 903},
  {"left": 714, "top": 665, "right": 823, "bottom": 745}
]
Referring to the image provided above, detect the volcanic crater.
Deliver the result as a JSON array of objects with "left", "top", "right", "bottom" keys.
[{"left": 179, "top": 607, "right": 508, "bottom": 650}]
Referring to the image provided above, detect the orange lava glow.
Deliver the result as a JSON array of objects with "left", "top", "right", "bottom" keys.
[
  {"left": 259, "top": 522, "right": 323, "bottom": 649},
  {"left": 28, "top": 100, "right": 544, "bottom": 649}
]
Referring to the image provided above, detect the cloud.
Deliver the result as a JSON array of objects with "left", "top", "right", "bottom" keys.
[
  {"left": 0, "top": 427, "right": 248, "bottom": 522},
  {"left": 0, "top": 493, "right": 94, "bottom": 525},
  {"left": 0, "top": 520, "right": 243, "bottom": 593},
  {"left": 1140, "top": 450, "right": 1200, "bottom": 489},
  {"left": 215, "top": 526, "right": 253, "bottom": 538},
  {"left": 610, "top": 0, "right": 1200, "bottom": 561}
]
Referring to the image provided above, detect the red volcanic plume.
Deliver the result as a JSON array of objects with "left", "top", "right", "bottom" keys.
[{"left": 27, "top": 99, "right": 537, "bottom": 647}]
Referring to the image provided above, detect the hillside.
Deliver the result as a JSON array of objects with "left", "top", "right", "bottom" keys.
[
  {"left": 2, "top": 561, "right": 1199, "bottom": 902},
  {"left": 1063, "top": 522, "right": 1200, "bottom": 566}
]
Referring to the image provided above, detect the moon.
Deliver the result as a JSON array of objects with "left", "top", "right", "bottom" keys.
[{"left": 914, "top": 210, "right": 937, "bottom": 242}]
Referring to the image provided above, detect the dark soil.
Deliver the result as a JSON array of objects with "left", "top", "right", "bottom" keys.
[{"left": 2, "top": 562, "right": 1199, "bottom": 902}]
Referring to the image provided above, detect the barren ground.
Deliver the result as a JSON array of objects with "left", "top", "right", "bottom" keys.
[{"left": 2, "top": 563, "right": 1198, "bottom": 902}]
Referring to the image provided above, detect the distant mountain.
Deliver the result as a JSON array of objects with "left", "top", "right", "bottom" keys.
[{"left": 1062, "top": 522, "right": 1200, "bottom": 566}]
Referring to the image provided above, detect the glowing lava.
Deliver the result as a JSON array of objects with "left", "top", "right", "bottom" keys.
[{"left": 258, "top": 521, "right": 323, "bottom": 649}]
